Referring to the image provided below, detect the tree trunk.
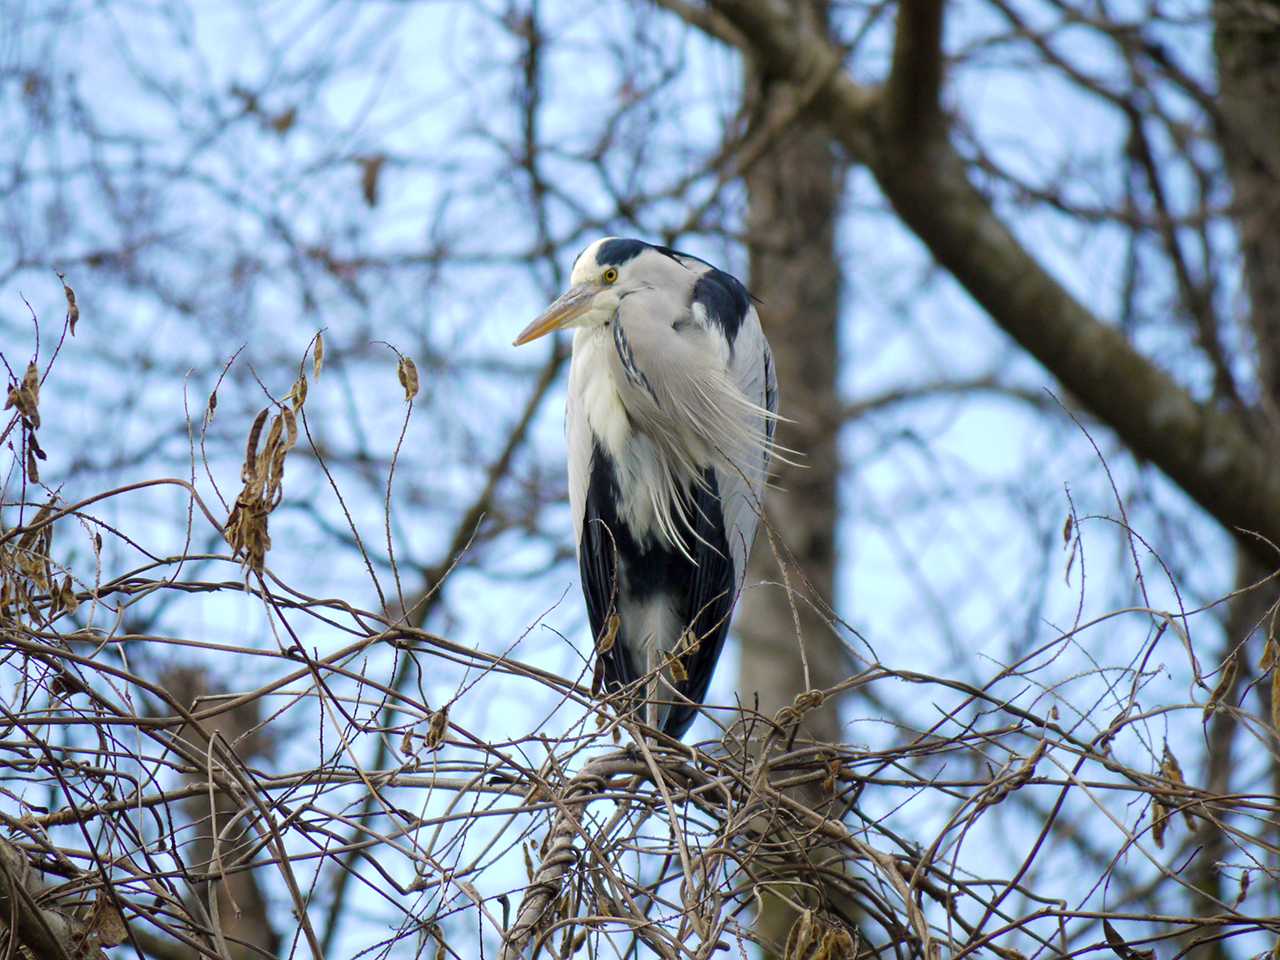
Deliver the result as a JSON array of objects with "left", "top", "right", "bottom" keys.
[
  {"left": 1192, "top": 3, "right": 1280, "bottom": 951},
  {"left": 738, "top": 1, "right": 851, "bottom": 952}
]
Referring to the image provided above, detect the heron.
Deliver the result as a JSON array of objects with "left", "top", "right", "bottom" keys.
[{"left": 514, "top": 237, "right": 778, "bottom": 738}]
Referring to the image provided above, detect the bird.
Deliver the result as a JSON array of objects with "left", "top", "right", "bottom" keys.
[{"left": 513, "top": 237, "right": 778, "bottom": 739}]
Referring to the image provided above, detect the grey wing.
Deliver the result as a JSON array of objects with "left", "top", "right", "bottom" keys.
[{"left": 718, "top": 304, "right": 776, "bottom": 592}]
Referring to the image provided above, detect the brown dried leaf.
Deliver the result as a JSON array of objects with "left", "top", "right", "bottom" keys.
[
  {"left": 281, "top": 406, "right": 298, "bottom": 452},
  {"left": 597, "top": 613, "right": 619, "bottom": 653},
  {"left": 290, "top": 374, "right": 308, "bottom": 411},
  {"left": 313, "top": 331, "right": 325, "bottom": 379},
  {"left": 784, "top": 908, "right": 815, "bottom": 959},
  {"left": 270, "top": 106, "right": 297, "bottom": 135},
  {"left": 59, "top": 575, "right": 78, "bottom": 617},
  {"left": 398, "top": 355, "right": 419, "bottom": 402},
  {"left": 1062, "top": 513, "right": 1073, "bottom": 543},
  {"left": 360, "top": 154, "right": 386, "bottom": 207},
  {"left": 1234, "top": 868, "right": 1251, "bottom": 907},
  {"left": 1203, "top": 653, "right": 1237, "bottom": 721},
  {"left": 1151, "top": 797, "right": 1167, "bottom": 849},
  {"left": 1103, "top": 918, "right": 1154, "bottom": 960},
  {"left": 205, "top": 389, "right": 218, "bottom": 425},
  {"left": 93, "top": 892, "right": 128, "bottom": 946},
  {"left": 1272, "top": 668, "right": 1280, "bottom": 734},
  {"left": 822, "top": 758, "right": 841, "bottom": 795},
  {"left": 242, "top": 408, "right": 269, "bottom": 485},
  {"left": 814, "top": 929, "right": 857, "bottom": 960},
  {"left": 426, "top": 706, "right": 448, "bottom": 749},
  {"left": 1161, "top": 744, "right": 1197, "bottom": 829},
  {"left": 1261, "top": 636, "right": 1278, "bottom": 672},
  {"left": 7, "top": 362, "right": 42, "bottom": 429},
  {"left": 670, "top": 656, "right": 688, "bottom": 683},
  {"left": 61, "top": 276, "right": 79, "bottom": 335},
  {"left": 25, "top": 446, "right": 38, "bottom": 483}
]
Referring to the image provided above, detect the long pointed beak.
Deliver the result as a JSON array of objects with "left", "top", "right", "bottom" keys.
[{"left": 513, "top": 284, "right": 596, "bottom": 346}]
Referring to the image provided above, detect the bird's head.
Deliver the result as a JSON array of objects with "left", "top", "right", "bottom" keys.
[{"left": 513, "top": 237, "right": 676, "bottom": 346}]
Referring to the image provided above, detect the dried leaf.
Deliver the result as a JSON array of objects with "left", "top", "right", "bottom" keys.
[
  {"left": 1203, "top": 653, "right": 1237, "bottom": 721},
  {"left": 59, "top": 575, "right": 78, "bottom": 617},
  {"left": 206, "top": 389, "right": 218, "bottom": 425},
  {"left": 784, "top": 908, "right": 815, "bottom": 959},
  {"left": 814, "top": 929, "right": 857, "bottom": 960},
  {"left": 270, "top": 106, "right": 297, "bottom": 135},
  {"left": 242, "top": 408, "right": 269, "bottom": 484},
  {"left": 1272, "top": 668, "right": 1280, "bottom": 734},
  {"left": 61, "top": 275, "right": 79, "bottom": 335},
  {"left": 426, "top": 706, "right": 448, "bottom": 749},
  {"left": 360, "top": 154, "right": 386, "bottom": 207},
  {"left": 1151, "top": 798, "right": 1167, "bottom": 848},
  {"left": 7, "top": 362, "right": 42, "bottom": 429},
  {"left": 1261, "top": 636, "right": 1278, "bottom": 672},
  {"left": 1102, "top": 918, "right": 1154, "bottom": 960},
  {"left": 522, "top": 841, "right": 534, "bottom": 882},
  {"left": 1234, "top": 868, "right": 1251, "bottom": 907},
  {"left": 1161, "top": 744, "right": 1196, "bottom": 829},
  {"left": 290, "top": 374, "right": 308, "bottom": 411},
  {"left": 25, "top": 446, "right": 38, "bottom": 483},
  {"left": 397, "top": 356, "right": 419, "bottom": 402},
  {"left": 822, "top": 758, "right": 841, "bottom": 795},
  {"left": 313, "top": 332, "right": 325, "bottom": 379},
  {"left": 1062, "top": 513, "right": 1073, "bottom": 543},
  {"left": 93, "top": 892, "right": 127, "bottom": 946},
  {"left": 597, "top": 613, "right": 619, "bottom": 653},
  {"left": 400, "top": 729, "right": 415, "bottom": 757}
]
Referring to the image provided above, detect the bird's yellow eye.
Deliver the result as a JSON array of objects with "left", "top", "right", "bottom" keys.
[{"left": 602, "top": 267, "right": 619, "bottom": 285}]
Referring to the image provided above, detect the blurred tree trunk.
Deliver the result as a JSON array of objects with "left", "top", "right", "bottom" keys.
[
  {"left": 1189, "top": 4, "right": 1280, "bottom": 952},
  {"left": 1215, "top": 0, "right": 1280, "bottom": 421},
  {"left": 740, "top": 0, "right": 845, "bottom": 757},
  {"left": 164, "top": 668, "right": 281, "bottom": 960},
  {"left": 738, "top": 0, "right": 852, "bottom": 952}
]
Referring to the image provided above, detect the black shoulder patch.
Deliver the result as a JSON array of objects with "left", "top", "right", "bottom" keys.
[{"left": 692, "top": 269, "right": 751, "bottom": 345}]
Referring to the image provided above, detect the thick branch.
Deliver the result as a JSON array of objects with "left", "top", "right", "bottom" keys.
[
  {"left": 699, "top": 0, "right": 1280, "bottom": 568},
  {"left": 885, "top": 0, "right": 946, "bottom": 136}
]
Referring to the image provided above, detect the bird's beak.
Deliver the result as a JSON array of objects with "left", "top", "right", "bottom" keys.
[{"left": 513, "top": 284, "right": 596, "bottom": 346}]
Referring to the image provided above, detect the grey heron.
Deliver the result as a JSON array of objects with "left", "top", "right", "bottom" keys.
[{"left": 514, "top": 237, "right": 778, "bottom": 739}]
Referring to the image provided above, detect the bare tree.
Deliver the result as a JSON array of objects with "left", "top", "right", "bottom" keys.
[{"left": 3, "top": 0, "right": 1280, "bottom": 958}]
